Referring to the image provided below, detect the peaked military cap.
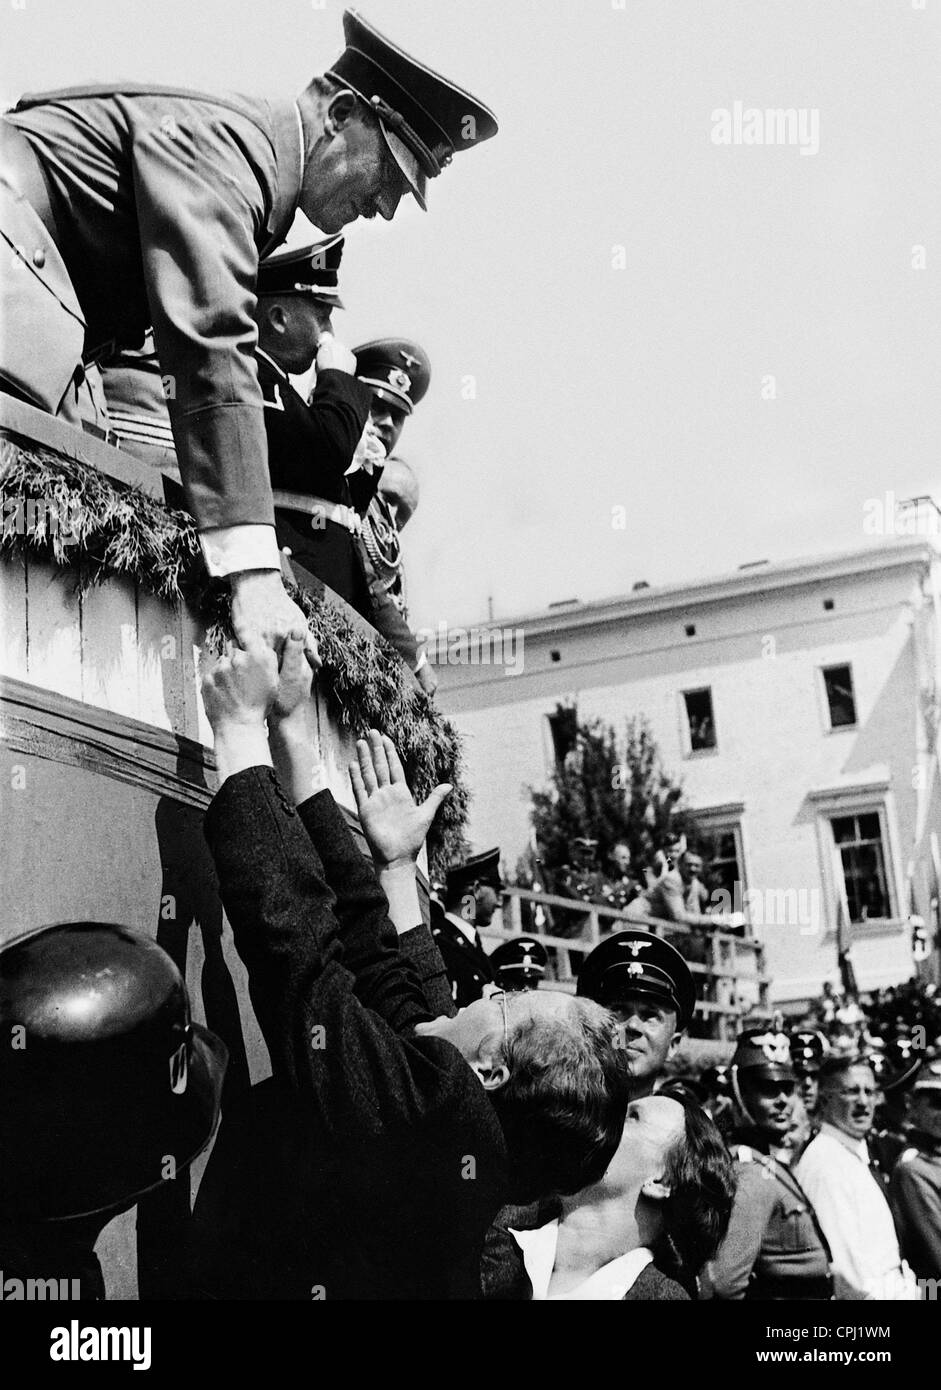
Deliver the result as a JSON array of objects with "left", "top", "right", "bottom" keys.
[
  {"left": 327, "top": 9, "right": 498, "bottom": 211},
  {"left": 257, "top": 235, "right": 345, "bottom": 308},
  {"left": 354, "top": 338, "right": 431, "bottom": 415},
  {"left": 577, "top": 929, "right": 696, "bottom": 1028},
  {"left": 730, "top": 1030, "right": 796, "bottom": 1082},
  {"left": 489, "top": 936, "right": 548, "bottom": 990},
  {"left": 789, "top": 1028, "right": 829, "bottom": 1075},
  {"left": 870, "top": 1035, "right": 924, "bottom": 1093},
  {"left": 445, "top": 846, "right": 501, "bottom": 900},
  {"left": 913, "top": 1053, "right": 941, "bottom": 1093}
]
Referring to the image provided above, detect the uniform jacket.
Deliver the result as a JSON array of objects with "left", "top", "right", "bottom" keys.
[
  {"left": 704, "top": 1135, "right": 832, "bottom": 1300},
  {"left": 257, "top": 350, "right": 421, "bottom": 666},
  {"left": 480, "top": 1199, "right": 689, "bottom": 1300},
  {"left": 889, "top": 1140, "right": 941, "bottom": 1281},
  {"left": 6, "top": 84, "right": 305, "bottom": 532},
  {"left": 191, "top": 768, "right": 507, "bottom": 1299}
]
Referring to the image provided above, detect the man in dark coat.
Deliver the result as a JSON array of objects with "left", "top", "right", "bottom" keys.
[
  {"left": 0, "top": 9, "right": 498, "bottom": 653},
  {"left": 190, "top": 635, "right": 629, "bottom": 1298}
]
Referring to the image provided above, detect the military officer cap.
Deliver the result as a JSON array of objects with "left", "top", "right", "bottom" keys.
[
  {"left": 257, "top": 235, "right": 346, "bottom": 308},
  {"left": 445, "top": 846, "right": 501, "bottom": 901},
  {"left": 354, "top": 338, "right": 431, "bottom": 415},
  {"left": 789, "top": 1028, "right": 829, "bottom": 1075},
  {"left": 912, "top": 1054, "right": 941, "bottom": 1093},
  {"left": 489, "top": 936, "right": 548, "bottom": 991},
  {"left": 577, "top": 929, "right": 696, "bottom": 1029},
  {"left": 327, "top": 9, "right": 499, "bottom": 211},
  {"left": 730, "top": 1030, "right": 796, "bottom": 1083},
  {"left": 870, "top": 1035, "right": 923, "bottom": 1093}
]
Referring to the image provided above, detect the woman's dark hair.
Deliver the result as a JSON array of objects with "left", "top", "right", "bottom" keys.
[{"left": 655, "top": 1088, "right": 737, "bottom": 1293}]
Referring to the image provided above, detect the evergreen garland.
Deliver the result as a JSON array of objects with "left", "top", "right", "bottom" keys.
[{"left": 0, "top": 440, "right": 469, "bottom": 875}]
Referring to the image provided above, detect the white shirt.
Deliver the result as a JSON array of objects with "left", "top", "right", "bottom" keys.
[
  {"left": 794, "top": 1123, "right": 918, "bottom": 1299},
  {"left": 509, "top": 1219, "right": 653, "bottom": 1300}
]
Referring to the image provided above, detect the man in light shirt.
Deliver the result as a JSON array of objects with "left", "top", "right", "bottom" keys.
[{"left": 794, "top": 1055, "right": 920, "bottom": 1300}]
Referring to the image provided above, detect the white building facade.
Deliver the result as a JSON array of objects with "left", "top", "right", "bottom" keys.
[{"left": 433, "top": 535, "right": 941, "bottom": 1006}]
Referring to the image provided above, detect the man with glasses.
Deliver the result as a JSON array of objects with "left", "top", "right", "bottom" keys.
[
  {"left": 794, "top": 1055, "right": 920, "bottom": 1298},
  {"left": 890, "top": 1058, "right": 941, "bottom": 1282}
]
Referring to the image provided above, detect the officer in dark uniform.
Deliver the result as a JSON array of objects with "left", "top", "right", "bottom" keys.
[
  {"left": 488, "top": 936, "right": 548, "bottom": 992},
  {"left": 704, "top": 1031, "right": 834, "bottom": 1301},
  {"left": 430, "top": 847, "right": 500, "bottom": 1009},
  {"left": 0, "top": 922, "right": 227, "bottom": 1298},
  {"left": 789, "top": 1027, "right": 829, "bottom": 1119},
  {"left": 0, "top": 8, "right": 498, "bottom": 652},
  {"left": 869, "top": 1035, "right": 924, "bottom": 1185},
  {"left": 353, "top": 338, "right": 436, "bottom": 693},
  {"left": 577, "top": 928, "right": 695, "bottom": 1098},
  {"left": 890, "top": 1056, "right": 941, "bottom": 1280},
  {"left": 254, "top": 235, "right": 373, "bottom": 613}
]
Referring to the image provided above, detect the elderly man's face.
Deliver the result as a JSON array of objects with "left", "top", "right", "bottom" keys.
[
  {"left": 819, "top": 1064, "right": 878, "bottom": 1141},
  {"left": 609, "top": 844, "right": 632, "bottom": 875},
  {"left": 302, "top": 99, "right": 407, "bottom": 232},
  {"left": 414, "top": 988, "right": 575, "bottom": 1072},
  {"left": 612, "top": 994, "right": 682, "bottom": 1094}
]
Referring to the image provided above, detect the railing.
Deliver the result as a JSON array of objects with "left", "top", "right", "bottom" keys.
[{"left": 481, "top": 885, "right": 772, "bottom": 1039}]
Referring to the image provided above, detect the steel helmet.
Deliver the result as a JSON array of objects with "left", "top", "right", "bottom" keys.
[{"left": 0, "top": 922, "right": 227, "bottom": 1220}]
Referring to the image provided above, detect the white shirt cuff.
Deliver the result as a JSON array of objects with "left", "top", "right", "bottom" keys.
[{"left": 200, "top": 525, "right": 281, "bottom": 579}]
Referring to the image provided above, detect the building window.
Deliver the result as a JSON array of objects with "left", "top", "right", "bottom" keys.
[
  {"left": 822, "top": 664, "right": 857, "bottom": 729},
  {"left": 695, "top": 824, "right": 744, "bottom": 910},
  {"left": 546, "top": 706, "right": 578, "bottom": 769},
  {"left": 683, "top": 687, "right": 717, "bottom": 752},
  {"left": 831, "top": 811, "right": 890, "bottom": 923}
]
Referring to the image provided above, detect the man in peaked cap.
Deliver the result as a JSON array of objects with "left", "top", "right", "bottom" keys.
[
  {"left": 488, "top": 937, "right": 549, "bottom": 993},
  {"left": 789, "top": 1027, "right": 829, "bottom": 1119},
  {"left": 352, "top": 337, "right": 436, "bottom": 694},
  {"left": 890, "top": 1055, "right": 941, "bottom": 1280},
  {"left": 431, "top": 848, "right": 501, "bottom": 1009},
  {"left": 704, "top": 1029, "right": 835, "bottom": 1301},
  {"left": 254, "top": 235, "right": 375, "bottom": 614},
  {"left": 577, "top": 929, "right": 695, "bottom": 1099},
  {"left": 869, "top": 1034, "right": 925, "bottom": 1183},
  {"left": 1, "top": 8, "right": 497, "bottom": 660}
]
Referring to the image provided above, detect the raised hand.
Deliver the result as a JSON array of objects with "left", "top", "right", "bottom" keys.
[{"left": 349, "top": 730, "right": 450, "bottom": 869}]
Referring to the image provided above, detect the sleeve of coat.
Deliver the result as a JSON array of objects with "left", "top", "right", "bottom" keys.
[
  {"left": 891, "top": 1160, "right": 941, "bottom": 1279},
  {"left": 305, "top": 368, "right": 373, "bottom": 477},
  {"left": 702, "top": 1162, "right": 773, "bottom": 1300},
  {"left": 206, "top": 769, "right": 473, "bottom": 1142},
  {"left": 129, "top": 110, "right": 274, "bottom": 533}
]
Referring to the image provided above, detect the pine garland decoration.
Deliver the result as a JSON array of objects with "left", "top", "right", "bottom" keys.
[{"left": 0, "top": 439, "right": 469, "bottom": 875}]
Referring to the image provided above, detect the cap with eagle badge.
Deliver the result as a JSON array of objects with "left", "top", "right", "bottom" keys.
[
  {"left": 788, "top": 1028, "right": 829, "bottom": 1076},
  {"left": 354, "top": 338, "right": 431, "bottom": 415},
  {"left": 576, "top": 929, "right": 696, "bottom": 1029},
  {"left": 327, "top": 9, "right": 499, "bottom": 211},
  {"left": 444, "top": 845, "right": 501, "bottom": 902},
  {"left": 730, "top": 1030, "right": 796, "bottom": 1083},
  {"left": 489, "top": 936, "right": 548, "bottom": 992},
  {"left": 870, "top": 1035, "right": 924, "bottom": 1093},
  {"left": 257, "top": 235, "right": 346, "bottom": 308}
]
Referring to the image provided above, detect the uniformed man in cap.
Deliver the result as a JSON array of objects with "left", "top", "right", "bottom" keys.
[
  {"left": 577, "top": 929, "right": 695, "bottom": 1098},
  {"left": 890, "top": 1055, "right": 941, "bottom": 1281},
  {"left": 253, "top": 236, "right": 377, "bottom": 613},
  {"left": 353, "top": 337, "right": 436, "bottom": 694},
  {"left": 790, "top": 1027, "right": 829, "bottom": 1120},
  {"left": 703, "top": 1030, "right": 836, "bottom": 1301},
  {"left": 488, "top": 936, "right": 548, "bottom": 993},
  {"left": 0, "top": 8, "right": 497, "bottom": 657},
  {"left": 869, "top": 1035, "right": 924, "bottom": 1185},
  {"left": 431, "top": 847, "right": 500, "bottom": 1008}
]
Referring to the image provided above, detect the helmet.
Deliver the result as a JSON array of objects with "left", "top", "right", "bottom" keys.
[
  {"left": 730, "top": 1030, "right": 797, "bottom": 1083},
  {"left": 789, "top": 1028, "right": 829, "bottom": 1076},
  {"left": 0, "top": 923, "right": 227, "bottom": 1221},
  {"left": 488, "top": 936, "right": 548, "bottom": 991}
]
